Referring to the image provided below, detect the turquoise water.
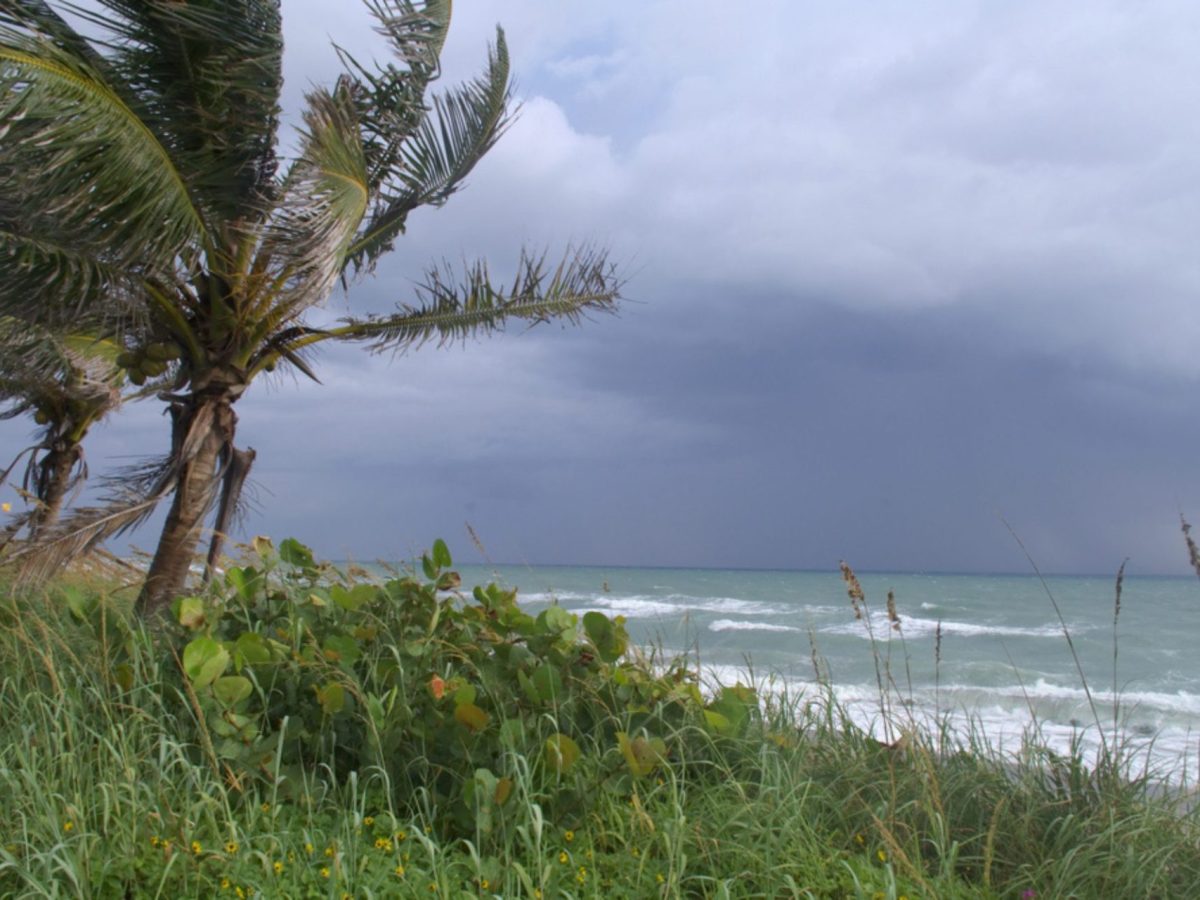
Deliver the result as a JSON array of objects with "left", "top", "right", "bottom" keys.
[{"left": 444, "top": 563, "right": 1200, "bottom": 781}]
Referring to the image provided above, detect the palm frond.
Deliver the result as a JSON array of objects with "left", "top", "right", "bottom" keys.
[
  {"left": 344, "top": 27, "right": 511, "bottom": 275},
  {"left": 328, "top": 246, "right": 621, "bottom": 353},
  {"left": 73, "top": 0, "right": 284, "bottom": 224},
  {"left": 256, "top": 83, "right": 370, "bottom": 321},
  {"left": 0, "top": 22, "right": 208, "bottom": 308}
]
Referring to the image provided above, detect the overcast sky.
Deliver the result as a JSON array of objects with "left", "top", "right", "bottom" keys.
[{"left": 6, "top": 0, "right": 1200, "bottom": 575}]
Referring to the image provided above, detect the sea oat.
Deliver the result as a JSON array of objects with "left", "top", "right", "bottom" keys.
[{"left": 840, "top": 561, "right": 864, "bottom": 620}]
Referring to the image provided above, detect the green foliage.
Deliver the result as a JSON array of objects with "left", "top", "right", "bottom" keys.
[{"left": 162, "top": 538, "right": 746, "bottom": 843}]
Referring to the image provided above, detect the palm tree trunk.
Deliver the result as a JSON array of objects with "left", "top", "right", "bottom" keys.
[
  {"left": 136, "top": 396, "right": 237, "bottom": 616},
  {"left": 203, "top": 444, "right": 256, "bottom": 585},
  {"left": 28, "top": 441, "right": 80, "bottom": 539}
]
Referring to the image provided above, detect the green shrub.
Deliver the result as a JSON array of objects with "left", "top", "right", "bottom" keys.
[{"left": 161, "top": 538, "right": 760, "bottom": 843}]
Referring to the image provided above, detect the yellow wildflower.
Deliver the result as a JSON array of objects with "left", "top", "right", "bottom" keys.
[
  {"left": 1, "top": 502, "right": 10, "bottom": 513},
  {"left": 364, "top": 816, "right": 375, "bottom": 827},
  {"left": 225, "top": 841, "right": 238, "bottom": 854},
  {"left": 150, "top": 836, "right": 160, "bottom": 848},
  {"left": 877, "top": 849, "right": 887, "bottom": 863},
  {"left": 558, "top": 851, "right": 568, "bottom": 864},
  {"left": 260, "top": 803, "right": 270, "bottom": 813},
  {"left": 273, "top": 860, "right": 283, "bottom": 875},
  {"left": 656, "top": 873, "right": 665, "bottom": 884},
  {"left": 320, "top": 867, "right": 331, "bottom": 879},
  {"left": 191, "top": 841, "right": 202, "bottom": 855},
  {"left": 220, "top": 878, "right": 230, "bottom": 890},
  {"left": 235, "top": 889, "right": 245, "bottom": 899},
  {"left": 395, "top": 830, "right": 407, "bottom": 842},
  {"left": 62, "top": 821, "right": 74, "bottom": 833},
  {"left": 564, "top": 830, "right": 574, "bottom": 842},
  {"left": 324, "top": 846, "right": 335, "bottom": 858},
  {"left": 304, "top": 842, "right": 314, "bottom": 855},
  {"left": 394, "top": 865, "right": 406, "bottom": 877},
  {"left": 479, "top": 878, "right": 489, "bottom": 889}
]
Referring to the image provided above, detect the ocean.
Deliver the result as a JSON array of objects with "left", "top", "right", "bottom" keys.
[{"left": 449, "top": 563, "right": 1200, "bottom": 783}]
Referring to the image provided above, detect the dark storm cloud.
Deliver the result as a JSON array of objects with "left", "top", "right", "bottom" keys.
[{"left": 4, "top": 1, "right": 1200, "bottom": 574}]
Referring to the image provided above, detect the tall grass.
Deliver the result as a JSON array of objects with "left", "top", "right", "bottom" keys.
[{"left": 2, "top": 566, "right": 1199, "bottom": 898}]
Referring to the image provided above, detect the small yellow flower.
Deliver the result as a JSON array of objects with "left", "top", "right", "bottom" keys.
[
  {"left": 585, "top": 849, "right": 593, "bottom": 860},
  {"left": 191, "top": 841, "right": 202, "bottom": 855},
  {"left": 320, "top": 867, "right": 331, "bottom": 879},
  {"left": 656, "top": 872, "right": 665, "bottom": 884},
  {"left": 479, "top": 878, "right": 489, "bottom": 889},
  {"left": 324, "top": 846, "right": 335, "bottom": 858},
  {"left": 374, "top": 837, "right": 392, "bottom": 851},
  {"left": 150, "top": 836, "right": 160, "bottom": 848},
  {"left": 394, "top": 830, "right": 407, "bottom": 842},
  {"left": 577, "top": 866, "right": 587, "bottom": 877},
  {"left": 304, "top": 842, "right": 314, "bottom": 855},
  {"left": 62, "top": 821, "right": 74, "bottom": 833},
  {"left": 558, "top": 851, "right": 568, "bottom": 864},
  {"left": 220, "top": 878, "right": 230, "bottom": 890},
  {"left": 224, "top": 841, "right": 238, "bottom": 854},
  {"left": 564, "top": 830, "right": 574, "bottom": 842},
  {"left": 235, "top": 889, "right": 245, "bottom": 899},
  {"left": 394, "top": 865, "right": 406, "bottom": 877},
  {"left": 575, "top": 872, "right": 586, "bottom": 885},
  {"left": 273, "top": 860, "right": 283, "bottom": 875},
  {"left": 534, "top": 891, "right": 543, "bottom": 900},
  {"left": 854, "top": 833, "right": 865, "bottom": 846},
  {"left": 364, "top": 816, "right": 375, "bottom": 826},
  {"left": 428, "top": 883, "right": 438, "bottom": 893},
  {"left": 630, "top": 847, "right": 640, "bottom": 858},
  {"left": 423, "top": 824, "right": 432, "bottom": 834},
  {"left": 260, "top": 803, "right": 271, "bottom": 813},
  {"left": 2, "top": 502, "right": 11, "bottom": 513},
  {"left": 877, "top": 849, "right": 887, "bottom": 863}
]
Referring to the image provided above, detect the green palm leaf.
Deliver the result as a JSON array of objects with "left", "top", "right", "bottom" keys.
[
  {"left": 0, "top": 26, "right": 207, "bottom": 314},
  {"left": 322, "top": 246, "right": 620, "bottom": 353},
  {"left": 76, "top": 0, "right": 285, "bottom": 222},
  {"left": 345, "top": 27, "right": 511, "bottom": 274}
]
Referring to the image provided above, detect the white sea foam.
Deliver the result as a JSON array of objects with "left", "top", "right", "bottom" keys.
[
  {"left": 709, "top": 619, "right": 804, "bottom": 634},
  {"left": 558, "top": 593, "right": 787, "bottom": 618},
  {"left": 692, "top": 664, "right": 1199, "bottom": 783},
  {"left": 821, "top": 613, "right": 1079, "bottom": 640}
]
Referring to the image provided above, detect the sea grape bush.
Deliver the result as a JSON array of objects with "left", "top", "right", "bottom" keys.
[{"left": 163, "top": 538, "right": 759, "bottom": 838}]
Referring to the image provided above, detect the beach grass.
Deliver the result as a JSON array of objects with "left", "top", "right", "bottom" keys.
[{"left": 2, "top": 552, "right": 1199, "bottom": 899}]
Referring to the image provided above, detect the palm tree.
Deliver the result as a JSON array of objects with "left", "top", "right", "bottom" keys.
[
  {"left": 0, "top": 321, "right": 125, "bottom": 537},
  {"left": 0, "top": 1, "right": 621, "bottom": 614}
]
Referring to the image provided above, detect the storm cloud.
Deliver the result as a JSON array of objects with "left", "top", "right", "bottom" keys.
[{"left": 5, "top": 0, "right": 1200, "bottom": 574}]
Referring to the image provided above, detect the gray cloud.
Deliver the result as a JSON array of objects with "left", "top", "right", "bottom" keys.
[{"left": 4, "top": 1, "right": 1200, "bottom": 575}]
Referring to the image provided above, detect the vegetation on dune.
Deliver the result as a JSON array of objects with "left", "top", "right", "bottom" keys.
[
  {"left": 0, "top": 0, "right": 621, "bottom": 612},
  {"left": 2, "top": 539, "right": 1198, "bottom": 898}
]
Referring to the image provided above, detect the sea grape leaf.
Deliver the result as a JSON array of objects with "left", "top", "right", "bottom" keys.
[
  {"left": 538, "top": 606, "right": 576, "bottom": 637},
  {"left": 316, "top": 682, "right": 346, "bottom": 715},
  {"left": 182, "top": 637, "right": 230, "bottom": 689},
  {"left": 544, "top": 733, "right": 581, "bottom": 774},
  {"left": 176, "top": 596, "right": 206, "bottom": 630},
  {"left": 583, "top": 611, "right": 628, "bottom": 662},
  {"left": 212, "top": 675, "right": 253, "bottom": 707},
  {"left": 617, "top": 732, "right": 667, "bottom": 777},
  {"left": 234, "top": 632, "right": 271, "bottom": 667},
  {"left": 433, "top": 538, "right": 453, "bottom": 569},
  {"left": 455, "top": 702, "right": 489, "bottom": 731},
  {"left": 279, "top": 538, "right": 316, "bottom": 570},
  {"left": 530, "top": 664, "right": 563, "bottom": 704}
]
